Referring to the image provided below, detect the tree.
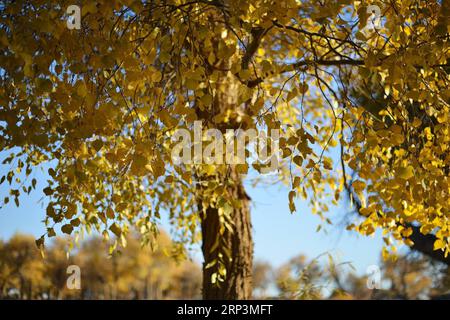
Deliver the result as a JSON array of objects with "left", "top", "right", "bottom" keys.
[
  {"left": 0, "top": 232, "right": 202, "bottom": 299},
  {"left": 0, "top": 234, "right": 46, "bottom": 299},
  {"left": 44, "top": 237, "right": 77, "bottom": 299},
  {"left": 331, "top": 252, "right": 450, "bottom": 300},
  {"left": 0, "top": 0, "right": 449, "bottom": 299},
  {"left": 74, "top": 231, "right": 201, "bottom": 299},
  {"left": 275, "top": 254, "right": 325, "bottom": 299},
  {"left": 253, "top": 252, "right": 450, "bottom": 300},
  {"left": 252, "top": 260, "right": 272, "bottom": 298}
]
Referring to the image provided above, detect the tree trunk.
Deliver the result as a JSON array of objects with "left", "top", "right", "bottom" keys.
[
  {"left": 194, "top": 28, "right": 256, "bottom": 298},
  {"left": 200, "top": 169, "right": 253, "bottom": 299}
]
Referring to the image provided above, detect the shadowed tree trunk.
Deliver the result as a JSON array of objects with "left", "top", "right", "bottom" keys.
[{"left": 200, "top": 169, "right": 253, "bottom": 299}]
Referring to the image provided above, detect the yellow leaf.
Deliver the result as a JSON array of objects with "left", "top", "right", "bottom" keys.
[
  {"left": 397, "top": 166, "right": 414, "bottom": 180},
  {"left": 352, "top": 180, "right": 366, "bottom": 193},
  {"left": 151, "top": 70, "right": 162, "bottom": 82},
  {"left": 286, "top": 88, "right": 297, "bottom": 102},
  {"left": 76, "top": 83, "right": 88, "bottom": 97},
  {"left": 106, "top": 207, "right": 115, "bottom": 219},
  {"left": 434, "top": 239, "right": 445, "bottom": 251},
  {"left": 288, "top": 190, "right": 296, "bottom": 213},
  {"left": 109, "top": 223, "right": 122, "bottom": 237}
]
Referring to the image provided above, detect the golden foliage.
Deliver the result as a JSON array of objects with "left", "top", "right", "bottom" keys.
[{"left": 0, "top": 0, "right": 449, "bottom": 274}]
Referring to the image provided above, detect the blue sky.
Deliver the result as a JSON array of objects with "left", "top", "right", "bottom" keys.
[{"left": 0, "top": 162, "right": 383, "bottom": 275}]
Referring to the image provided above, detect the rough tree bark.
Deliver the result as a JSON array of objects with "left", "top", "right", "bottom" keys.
[{"left": 200, "top": 169, "right": 253, "bottom": 299}]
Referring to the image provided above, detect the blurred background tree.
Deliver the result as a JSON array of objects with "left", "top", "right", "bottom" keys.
[
  {"left": 0, "top": 231, "right": 201, "bottom": 299},
  {"left": 252, "top": 260, "right": 273, "bottom": 299},
  {"left": 266, "top": 252, "right": 450, "bottom": 300}
]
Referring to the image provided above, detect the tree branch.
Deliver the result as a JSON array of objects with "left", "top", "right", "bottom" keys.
[
  {"left": 242, "top": 27, "right": 268, "bottom": 70},
  {"left": 409, "top": 225, "right": 450, "bottom": 265},
  {"left": 289, "top": 59, "right": 364, "bottom": 69}
]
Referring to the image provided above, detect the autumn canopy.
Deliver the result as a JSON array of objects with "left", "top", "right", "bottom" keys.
[{"left": 0, "top": 0, "right": 449, "bottom": 299}]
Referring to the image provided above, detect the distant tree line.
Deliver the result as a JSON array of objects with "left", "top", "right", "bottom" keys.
[{"left": 0, "top": 232, "right": 201, "bottom": 299}]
